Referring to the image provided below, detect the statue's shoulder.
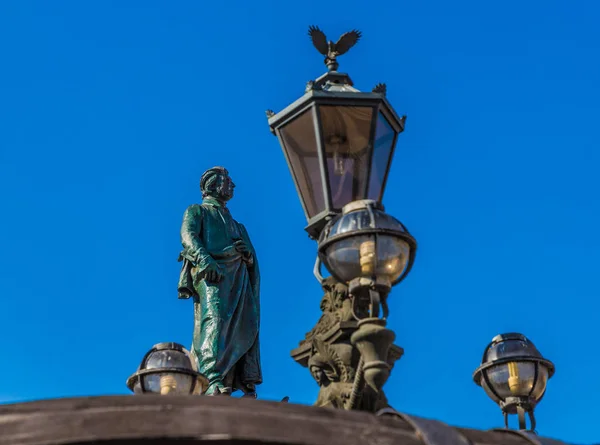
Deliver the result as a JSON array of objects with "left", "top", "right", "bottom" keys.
[
  {"left": 183, "top": 203, "right": 204, "bottom": 217},
  {"left": 237, "top": 222, "right": 251, "bottom": 237}
]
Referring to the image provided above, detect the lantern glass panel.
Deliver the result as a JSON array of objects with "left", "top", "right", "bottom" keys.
[
  {"left": 324, "top": 233, "right": 371, "bottom": 282},
  {"left": 145, "top": 350, "right": 191, "bottom": 370},
  {"left": 368, "top": 112, "right": 396, "bottom": 201},
  {"left": 486, "top": 338, "right": 539, "bottom": 362},
  {"left": 531, "top": 364, "right": 549, "bottom": 401},
  {"left": 142, "top": 372, "right": 194, "bottom": 395},
  {"left": 486, "top": 362, "right": 536, "bottom": 399},
  {"left": 375, "top": 235, "right": 411, "bottom": 281},
  {"left": 319, "top": 106, "right": 374, "bottom": 210},
  {"left": 279, "top": 109, "right": 324, "bottom": 218},
  {"left": 324, "top": 234, "right": 410, "bottom": 283},
  {"left": 481, "top": 377, "right": 501, "bottom": 404}
]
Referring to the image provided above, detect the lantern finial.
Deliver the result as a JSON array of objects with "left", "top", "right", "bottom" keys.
[{"left": 308, "top": 26, "right": 362, "bottom": 72}]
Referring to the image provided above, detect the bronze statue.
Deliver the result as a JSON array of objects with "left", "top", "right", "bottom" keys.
[{"left": 178, "top": 167, "right": 261, "bottom": 397}]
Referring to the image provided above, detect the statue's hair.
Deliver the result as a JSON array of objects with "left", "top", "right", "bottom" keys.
[
  {"left": 200, "top": 166, "right": 229, "bottom": 197},
  {"left": 308, "top": 353, "right": 327, "bottom": 369}
]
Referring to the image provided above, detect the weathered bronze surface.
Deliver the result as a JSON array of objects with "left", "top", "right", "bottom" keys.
[
  {"left": 0, "top": 396, "right": 575, "bottom": 445},
  {"left": 308, "top": 25, "right": 362, "bottom": 71},
  {"left": 292, "top": 277, "right": 403, "bottom": 412},
  {"left": 178, "top": 167, "right": 261, "bottom": 396}
]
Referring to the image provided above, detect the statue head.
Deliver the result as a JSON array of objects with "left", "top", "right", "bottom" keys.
[
  {"left": 200, "top": 166, "right": 235, "bottom": 202},
  {"left": 308, "top": 354, "right": 329, "bottom": 386},
  {"left": 310, "top": 365, "right": 324, "bottom": 385}
]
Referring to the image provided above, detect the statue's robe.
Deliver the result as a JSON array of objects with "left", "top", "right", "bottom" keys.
[{"left": 177, "top": 197, "right": 261, "bottom": 394}]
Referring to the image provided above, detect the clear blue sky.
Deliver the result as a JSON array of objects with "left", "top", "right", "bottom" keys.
[{"left": 1, "top": 1, "right": 598, "bottom": 443}]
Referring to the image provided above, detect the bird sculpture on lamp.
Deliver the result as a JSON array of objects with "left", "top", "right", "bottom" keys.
[{"left": 308, "top": 25, "right": 362, "bottom": 71}]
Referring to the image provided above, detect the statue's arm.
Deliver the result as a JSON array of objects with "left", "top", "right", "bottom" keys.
[
  {"left": 239, "top": 224, "right": 257, "bottom": 268},
  {"left": 180, "top": 204, "right": 214, "bottom": 272}
]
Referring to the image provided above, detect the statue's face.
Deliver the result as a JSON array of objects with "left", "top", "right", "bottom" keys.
[
  {"left": 310, "top": 365, "right": 324, "bottom": 384},
  {"left": 215, "top": 173, "right": 235, "bottom": 201}
]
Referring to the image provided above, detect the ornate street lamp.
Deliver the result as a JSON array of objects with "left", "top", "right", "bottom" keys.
[
  {"left": 267, "top": 26, "right": 407, "bottom": 239},
  {"left": 473, "top": 333, "right": 555, "bottom": 432},
  {"left": 266, "top": 25, "right": 417, "bottom": 313},
  {"left": 274, "top": 27, "right": 417, "bottom": 412},
  {"left": 126, "top": 342, "right": 208, "bottom": 395}
]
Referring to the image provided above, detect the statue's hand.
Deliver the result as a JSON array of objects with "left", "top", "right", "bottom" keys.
[
  {"left": 233, "top": 240, "right": 252, "bottom": 259},
  {"left": 202, "top": 261, "right": 223, "bottom": 283}
]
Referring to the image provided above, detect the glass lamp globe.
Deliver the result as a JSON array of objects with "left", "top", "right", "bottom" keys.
[
  {"left": 473, "top": 333, "right": 554, "bottom": 430},
  {"left": 127, "top": 342, "right": 208, "bottom": 395},
  {"left": 317, "top": 200, "right": 416, "bottom": 287}
]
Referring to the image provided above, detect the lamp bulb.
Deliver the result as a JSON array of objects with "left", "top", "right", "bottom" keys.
[
  {"left": 360, "top": 240, "right": 376, "bottom": 275},
  {"left": 507, "top": 361, "right": 521, "bottom": 394},
  {"left": 160, "top": 374, "right": 177, "bottom": 395}
]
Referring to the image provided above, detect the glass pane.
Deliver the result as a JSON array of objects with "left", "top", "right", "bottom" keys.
[
  {"left": 486, "top": 362, "right": 536, "bottom": 399},
  {"left": 319, "top": 106, "right": 374, "bottom": 210},
  {"left": 374, "top": 235, "right": 410, "bottom": 283},
  {"left": 142, "top": 372, "right": 193, "bottom": 395},
  {"left": 325, "top": 234, "right": 410, "bottom": 284},
  {"left": 531, "top": 364, "right": 549, "bottom": 400},
  {"left": 279, "top": 109, "right": 324, "bottom": 218},
  {"left": 368, "top": 112, "right": 396, "bottom": 201},
  {"left": 486, "top": 338, "right": 540, "bottom": 362},
  {"left": 146, "top": 350, "right": 191, "bottom": 370},
  {"left": 328, "top": 206, "right": 408, "bottom": 235},
  {"left": 324, "top": 234, "right": 372, "bottom": 283}
]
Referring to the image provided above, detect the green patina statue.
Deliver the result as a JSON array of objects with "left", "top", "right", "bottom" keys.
[{"left": 177, "top": 167, "right": 261, "bottom": 397}]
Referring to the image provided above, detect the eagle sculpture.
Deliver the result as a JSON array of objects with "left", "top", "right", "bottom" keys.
[{"left": 308, "top": 25, "right": 361, "bottom": 70}]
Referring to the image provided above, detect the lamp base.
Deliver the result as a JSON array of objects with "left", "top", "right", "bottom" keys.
[
  {"left": 291, "top": 277, "right": 403, "bottom": 412},
  {"left": 500, "top": 397, "right": 537, "bottom": 431}
]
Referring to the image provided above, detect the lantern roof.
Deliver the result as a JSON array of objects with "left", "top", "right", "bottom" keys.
[{"left": 267, "top": 71, "right": 403, "bottom": 134}]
